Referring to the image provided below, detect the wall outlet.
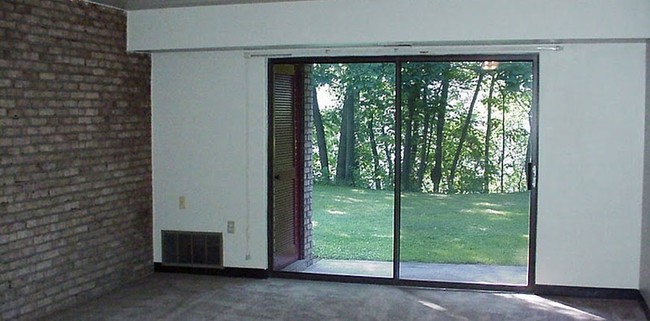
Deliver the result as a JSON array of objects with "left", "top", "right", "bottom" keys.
[
  {"left": 227, "top": 221, "right": 235, "bottom": 234},
  {"left": 179, "top": 196, "right": 186, "bottom": 209},
  {"left": 245, "top": 254, "right": 251, "bottom": 260}
]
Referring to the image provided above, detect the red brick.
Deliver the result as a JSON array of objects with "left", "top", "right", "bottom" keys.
[{"left": 0, "top": 1, "right": 152, "bottom": 320}]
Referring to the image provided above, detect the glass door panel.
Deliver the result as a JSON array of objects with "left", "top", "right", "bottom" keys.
[
  {"left": 398, "top": 60, "right": 534, "bottom": 285},
  {"left": 271, "top": 57, "right": 537, "bottom": 287},
  {"left": 295, "top": 62, "right": 396, "bottom": 278}
]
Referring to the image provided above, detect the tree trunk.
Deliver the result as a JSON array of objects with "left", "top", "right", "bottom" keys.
[
  {"left": 523, "top": 106, "right": 533, "bottom": 192},
  {"left": 483, "top": 74, "right": 497, "bottom": 193},
  {"left": 335, "top": 114, "right": 348, "bottom": 183},
  {"left": 401, "top": 86, "right": 418, "bottom": 191},
  {"left": 500, "top": 92, "right": 506, "bottom": 193},
  {"left": 431, "top": 77, "right": 449, "bottom": 193},
  {"left": 368, "top": 114, "right": 382, "bottom": 190},
  {"left": 448, "top": 72, "right": 485, "bottom": 193},
  {"left": 335, "top": 88, "right": 356, "bottom": 185},
  {"left": 380, "top": 125, "right": 393, "bottom": 186},
  {"left": 343, "top": 90, "right": 357, "bottom": 183},
  {"left": 416, "top": 88, "right": 433, "bottom": 190},
  {"left": 312, "top": 87, "right": 330, "bottom": 182}
]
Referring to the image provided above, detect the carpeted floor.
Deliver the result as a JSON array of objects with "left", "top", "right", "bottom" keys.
[{"left": 45, "top": 273, "right": 648, "bottom": 321}]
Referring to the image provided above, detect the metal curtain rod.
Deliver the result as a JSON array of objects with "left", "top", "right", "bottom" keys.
[{"left": 242, "top": 44, "right": 563, "bottom": 58}]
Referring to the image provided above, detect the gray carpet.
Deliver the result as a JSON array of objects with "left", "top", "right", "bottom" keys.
[{"left": 45, "top": 273, "right": 648, "bottom": 321}]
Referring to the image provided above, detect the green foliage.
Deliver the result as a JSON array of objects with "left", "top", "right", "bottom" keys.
[
  {"left": 312, "top": 107, "right": 341, "bottom": 183},
  {"left": 312, "top": 63, "right": 396, "bottom": 188},
  {"left": 311, "top": 60, "right": 533, "bottom": 194}
]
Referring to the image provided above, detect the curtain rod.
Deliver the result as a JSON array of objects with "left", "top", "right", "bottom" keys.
[{"left": 242, "top": 44, "right": 563, "bottom": 58}]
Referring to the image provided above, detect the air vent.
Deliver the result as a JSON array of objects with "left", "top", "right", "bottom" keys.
[{"left": 162, "top": 231, "right": 223, "bottom": 268}]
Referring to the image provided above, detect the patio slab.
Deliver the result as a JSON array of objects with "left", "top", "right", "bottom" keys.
[{"left": 288, "top": 259, "right": 527, "bottom": 285}]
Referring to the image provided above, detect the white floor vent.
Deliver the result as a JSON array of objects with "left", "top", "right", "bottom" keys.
[{"left": 162, "top": 231, "right": 223, "bottom": 268}]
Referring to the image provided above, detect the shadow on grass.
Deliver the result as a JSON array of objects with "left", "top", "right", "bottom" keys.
[{"left": 312, "top": 184, "right": 530, "bottom": 266}]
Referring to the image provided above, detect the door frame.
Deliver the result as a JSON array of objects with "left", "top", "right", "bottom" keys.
[
  {"left": 268, "top": 64, "right": 305, "bottom": 271},
  {"left": 267, "top": 54, "right": 539, "bottom": 293}
]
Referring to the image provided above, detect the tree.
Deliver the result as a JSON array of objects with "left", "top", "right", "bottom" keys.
[
  {"left": 483, "top": 73, "right": 497, "bottom": 193},
  {"left": 448, "top": 71, "right": 484, "bottom": 193},
  {"left": 311, "top": 61, "right": 532, "bottom": 194},
  {"left": 401, "top": 83, "right": 420, "bottom": 191},
  {"left": 431, "top": 74, "right": 450, "bottom": 193},
  {"left": 312, "top": 87, "right": 330, "bottom": 182},
  {"left": 380, "top": 125, "right": 394, "bottom": 187},
  {"left": 367, "top": 114, "right": 382, "bottom": 189},
  {"left": 415, "top": 87, "right": 433, "bottom": 190},
  {"left": 335, "top": 87, "right": 358, "bottom": 185},
  {"left": 500, "top": 92, "right": 507, "bottom": 193}
]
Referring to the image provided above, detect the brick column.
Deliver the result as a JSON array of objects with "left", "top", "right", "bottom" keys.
[{"left": 302, "top": 65, "right": 314, "bottom": 266}]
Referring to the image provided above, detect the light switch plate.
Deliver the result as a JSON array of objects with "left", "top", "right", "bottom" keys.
[{"left": 227, "top": 221, "right": 235, "bottom": 234}]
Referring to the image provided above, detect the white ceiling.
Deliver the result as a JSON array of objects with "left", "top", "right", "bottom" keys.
[{"left": 87, "top": 0, "right": 310, "bottom": 10}]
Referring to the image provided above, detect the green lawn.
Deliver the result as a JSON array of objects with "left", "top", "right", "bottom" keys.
[{"left": 312, "top": 184, "right": 530, "bottom": 266}]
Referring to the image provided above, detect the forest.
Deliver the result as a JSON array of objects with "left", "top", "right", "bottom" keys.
[{"left": 310, "top": 61, "right": 533, "bottom": 195}]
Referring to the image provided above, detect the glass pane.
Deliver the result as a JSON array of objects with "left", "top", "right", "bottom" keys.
[
  {"left": 399, "top": 61, "right": 534, "bottom": 285},
  {"left": 301, "top": 63, "right": 396, "bottom": 278}
]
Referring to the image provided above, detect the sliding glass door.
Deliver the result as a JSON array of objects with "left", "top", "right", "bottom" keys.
[
  {"left": 309, "top": 63, "right": 396, "bottom": 278},
  {"left": 398, "top": 60, "right": 534, "bottom": 285},
  {"left": 269, "top": 55, "right": 537, "bottom": 287}
]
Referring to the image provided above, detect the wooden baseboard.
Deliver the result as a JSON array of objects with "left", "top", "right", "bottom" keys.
[{"left": 154, "top": 263, "right": 268, "bottom": 279}]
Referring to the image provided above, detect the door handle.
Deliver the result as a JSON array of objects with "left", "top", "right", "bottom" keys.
[
  {"left": 526, "top": 162, "right": 537, "bottom": 190},
  {"left": 274, "top": 169, "right": 296, "bottom": 181},
  {"left": 526, "top": 163, "right": 531, "bottom": 190}
]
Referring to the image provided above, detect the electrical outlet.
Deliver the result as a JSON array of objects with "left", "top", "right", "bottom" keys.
[
  {"left": 227, "top": 221, "right": 235, "bottom": 234},
  {"left": 179, "top": 196, "right": 186, "bottom": 209},
  {"left": 245, "top": 254, "right": 251, "bottom": 260}
]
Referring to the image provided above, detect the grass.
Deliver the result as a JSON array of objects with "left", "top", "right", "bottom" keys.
[{"left": 312, "top": 184, "right": 530, "bottom": 266}]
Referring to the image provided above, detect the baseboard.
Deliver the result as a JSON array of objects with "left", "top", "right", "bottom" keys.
[
  {"left": 535, "top": 284, "right": 641, "bottom": 300},
  {"left": 154, "top": 263, "right": 268, "bottom": 279},
  {"left": 640, "top": 292, "right": 650, "bottom": 321}
]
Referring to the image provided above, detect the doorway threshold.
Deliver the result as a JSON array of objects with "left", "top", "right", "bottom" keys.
[{"left": 284, "top": 259, "right": 526, "bottom": 285}]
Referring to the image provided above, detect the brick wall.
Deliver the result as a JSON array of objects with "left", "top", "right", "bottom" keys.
[
  {"left": 302, "top": 65, "right": 313, "bottom": 265},
  {"left": 0, "top": 1, "right": 152, "bottom": 320}
]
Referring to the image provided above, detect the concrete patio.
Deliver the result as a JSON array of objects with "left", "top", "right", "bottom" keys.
[{"left": 285, "top": 259, "right": 527, "bottom": 285}]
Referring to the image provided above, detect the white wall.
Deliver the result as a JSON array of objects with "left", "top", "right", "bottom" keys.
[
  {"left": 151, "top": 43, "right": 647, "bottom": 288},
  {"left": 128, "top": 0, "right": 650, "bottom": 52},
  {"left": 151, "top": 51, "right": 268, "bottom": 268},
  {"left": 536, "top": 43, "right": 646, "bottom": 288},
  {"left": 141, "top": 1, "right": 650, "bottom": 288},
  {"left": 641, "top": 41, "right": 650, "bottom": 301}
]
